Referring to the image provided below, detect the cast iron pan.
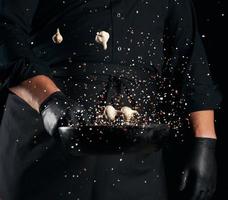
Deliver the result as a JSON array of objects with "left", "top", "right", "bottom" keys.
[{"left": 58, "top": 124, "right": 170, "bottom": 155}]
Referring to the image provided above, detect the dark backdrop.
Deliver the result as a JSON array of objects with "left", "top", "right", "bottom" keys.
[{"left": 0, "top": 0, "right": 226, "bottom": 199}]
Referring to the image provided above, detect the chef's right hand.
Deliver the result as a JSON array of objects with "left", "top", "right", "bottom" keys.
[{"left": 39, "top": 91, "right": 90, "bottom": 136}]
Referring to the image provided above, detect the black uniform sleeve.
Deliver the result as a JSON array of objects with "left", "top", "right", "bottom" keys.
[
  {"left": 164, "top": 0, "right": 222, "bottom": 113},
  {"left": 0, "top": 0, "right": 52, "bottom": 91}
]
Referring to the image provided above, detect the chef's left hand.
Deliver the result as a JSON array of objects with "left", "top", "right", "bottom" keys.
[{"left": 179, "top": 137, "right": 217, "bottom": 200}]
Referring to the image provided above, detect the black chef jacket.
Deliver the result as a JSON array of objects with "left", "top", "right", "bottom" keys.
[
  {"left": 0, "top": 0, "right": 222, "bottom": 200},
  {"left": 0, "top": 0, "right": 221, "bottom": 113}
]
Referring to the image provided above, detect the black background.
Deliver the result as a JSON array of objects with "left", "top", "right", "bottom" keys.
[
  {"left": 165, "top": 0, "right": 226, "bottom": 199},
  {"left": 0, "top": 0, "right": 226, "bottom": 199}
]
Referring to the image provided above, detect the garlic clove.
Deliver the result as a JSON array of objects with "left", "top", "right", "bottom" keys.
[
  {"left": 103, "top": 105, "right": 118, "bottom": 121},
  {"left": 52, "top": 28, "right": 63, "bottom": 44},
  {"left": 121, "top": 106, "right": 139, "bottom": 122},
  {"left": 95, "top": 31, "right": 110, "bottom": 50}
]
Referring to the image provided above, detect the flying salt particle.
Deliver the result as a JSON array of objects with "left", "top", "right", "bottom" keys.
[
  {"left": 52, "top": 28, "right": 63, "bottom": 44},
  {"left": 116, "top": 12, "right": 121, "bottom": 17},
  {"left": 95, "top": 31, "right": 110, "bottom": 50}
]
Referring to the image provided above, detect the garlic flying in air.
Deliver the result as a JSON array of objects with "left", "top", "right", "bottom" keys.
[
  {"left": 52, "top": 28, "right": 63, "bottom": 44},
  {"left": 95, "top": 31, "right": 110, "bottom": 50},
  {"left": 103, "top": 105, "right": 118, "bottom": 121},
  {"left": 121, "top": 106, "right": 139, "bottom": 122}
]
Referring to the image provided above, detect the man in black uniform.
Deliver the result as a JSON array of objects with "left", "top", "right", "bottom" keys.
[{"left": 0, "top": 0, "right": 221, "bottom": 200}]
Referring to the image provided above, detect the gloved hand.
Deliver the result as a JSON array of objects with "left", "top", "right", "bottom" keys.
[
  {"left": 39, "top": 91, "right": 90, "bottom": 136},
  {"left": 179, "top": 137, "right": 217, "bottom": 200}
]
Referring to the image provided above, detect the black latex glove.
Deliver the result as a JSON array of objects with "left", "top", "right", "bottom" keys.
[
  {"left": 179, "top": 137, "right": 217, "bottom": 200},
  {"left": 39, "top": 91, "right": 90, "bottom": 136}
]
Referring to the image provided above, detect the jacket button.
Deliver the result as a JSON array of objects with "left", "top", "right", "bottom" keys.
[{"left": 117, "top": 46, "right": 122, "bottom": 51}]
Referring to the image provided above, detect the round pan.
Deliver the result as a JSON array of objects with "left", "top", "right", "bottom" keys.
[{"left": 58, "top": 124, "right": 170, "bottom": 155}]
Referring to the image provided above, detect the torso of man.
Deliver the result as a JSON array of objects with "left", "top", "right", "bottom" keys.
[{"left": 31, "top": 0, "right": 168, "bottom": 70}]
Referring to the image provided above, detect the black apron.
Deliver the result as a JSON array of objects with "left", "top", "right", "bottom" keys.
[{"left": 0, "top": 62, "right": 168, "bottom": 200}]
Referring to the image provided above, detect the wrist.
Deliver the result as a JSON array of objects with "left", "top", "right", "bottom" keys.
[
  {"left": 194, "top": 130, "right": 217, "bottom": 139},
  {"left": 36, "top": 88, "right": 61, "bottom": 108},
  {"left": 39, "top": 91, "right": 65, "bottom": 113},
  {"left": 9, "top": 75, "right": 61, "bottom": 112},
  {"left": 189, "top": 110, "right": 217, "bottom": 139}
]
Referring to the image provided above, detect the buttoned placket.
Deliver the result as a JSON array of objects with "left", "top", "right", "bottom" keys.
[{"left": 109, "top": 0, "right": 125, "bottom": 63}]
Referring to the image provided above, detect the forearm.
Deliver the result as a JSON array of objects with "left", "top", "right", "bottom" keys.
[
  {"left": 189, "top": 110, "right": 217, "bottom": 139},
  {"left": 9, "top": 75, "right": 60, "bottom": 112}
]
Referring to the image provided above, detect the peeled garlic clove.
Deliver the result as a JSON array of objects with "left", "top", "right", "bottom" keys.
[
  {"left": 103, "top": 105, "right": 118, "bottom": 121},
  {"left": 121, "top": 106, "right": 139, "bottom": 122},
  {"left": 52, "top": 28, "right": 63, "bottom": 44},
  {"left": 95, "top": 31, "right": 110, "bottom": 50}
]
